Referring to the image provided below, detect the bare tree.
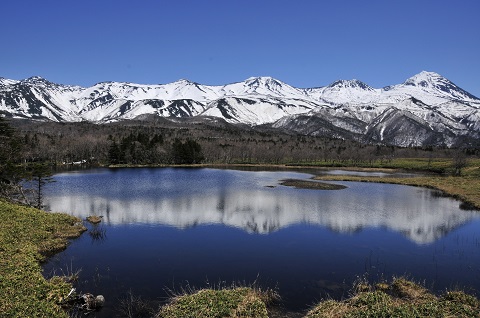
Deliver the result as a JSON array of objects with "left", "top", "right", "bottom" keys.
[{"left": 452, "top": 149, "right": 467, "bottom": 176}]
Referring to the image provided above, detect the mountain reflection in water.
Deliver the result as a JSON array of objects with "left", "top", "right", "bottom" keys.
[{"left": 45, "top": 168, "right": 479, "bottom": 244}]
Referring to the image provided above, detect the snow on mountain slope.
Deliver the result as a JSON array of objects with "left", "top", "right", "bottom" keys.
[
  {"left": 220, "top": 76, "right": 307, "bottom": 99},
  {"left": 272, "top": 108, "right": 368, "bottom": 140},
  {"left": 401, "top": 71, "right": 479, "bottom": 101},
  {"left": 302, "top": 72, "right": 480, "bottom": 113},
  {"left": 365, "top": 108, "right": 446, "bottom": 147},
  {"left": 0, "top": 76, "right": 83, "bottom": 121},
  {"left": 0, "top": 71, "right": 479, "bottom": 147},
  {"left": 380, "top": 71, "right": 480, "bottom": 106},
  {"left": 306, "top": 79, "right": 380, "bottom": 105},
  {"left": 76, "top": 79, "right": 220, "bottom": 105},
  {"left": 201, "top": 96, "right": 316, "bottom": 125},
  {"left": 0, "top": 77, "right": 19, "bottom": 87}
]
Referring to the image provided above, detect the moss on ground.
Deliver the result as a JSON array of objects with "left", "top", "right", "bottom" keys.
[{"left": 0, "top": 200, "right": 86, "bottom": 318}]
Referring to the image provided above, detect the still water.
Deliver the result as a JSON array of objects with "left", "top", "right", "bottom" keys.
[{"left": 42, "top": 168, "right": 480, "bottom": 316}]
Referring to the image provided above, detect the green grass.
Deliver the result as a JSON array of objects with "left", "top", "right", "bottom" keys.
[
  {"left": 0, "top": 200, "right": 86, "bottom": 318},
  {"left": 305, "top": 277, "right": 480, "bottom": 318},
  {"left": 155, "top": 277, "right": 480, "bottom": 318},
  {"left": 290, "top": 157, "right": 479, "bottom": 174},
  {"left": 156, "top": 287, "right": 275, "bottom": 318}
]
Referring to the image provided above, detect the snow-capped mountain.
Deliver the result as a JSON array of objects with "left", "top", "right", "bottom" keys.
[{"left": 0, "top": 71, "right": 479, "bottom": 147}]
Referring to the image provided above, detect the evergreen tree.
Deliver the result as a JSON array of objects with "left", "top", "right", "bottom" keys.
[
  {"left": 108, "top": 141, "right": 123, "bottom": 164},
  {"left": 0, "top": 115, "right": 24, "bottom": 200},
  {"left": 28, "top": 163, "right": 55, "bottom": 209},
  {"left": 171, "top": 139, "right": 204, "bottom": 164}
]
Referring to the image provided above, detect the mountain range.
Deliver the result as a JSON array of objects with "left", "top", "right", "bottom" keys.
[{"left": 1, "top": 71, "right": 479, "bottom": 147}]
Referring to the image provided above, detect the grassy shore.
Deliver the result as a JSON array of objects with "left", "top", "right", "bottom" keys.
[
  {"left": 157, "top": 286, "right": 279, "bottom": 318},
  {"left": 305, "top": 277, "right": 480, "bottom": 318},
  {"left": 287, "top": 157, "right": 463, "bottom": 173},
  {"left": 2, "top": 157, "right": 479, "bottom": 317},
  {"left": 153, "top": 276, "right": 480, "bottom": 318},
  {"left": 313, "top": 158, "right": 480, "bottom": 209},
  {"left": 0, "top": 200, "right": 86, "bottom": 318}
]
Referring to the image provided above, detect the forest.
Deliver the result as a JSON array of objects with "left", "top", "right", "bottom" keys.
[{"left": 7, "top": 116, "right": 477, "bottom": 167}]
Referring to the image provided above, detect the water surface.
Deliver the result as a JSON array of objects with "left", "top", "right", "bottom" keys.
[{"left": 43, "top": 168, "right": 480, "bottom": 316}]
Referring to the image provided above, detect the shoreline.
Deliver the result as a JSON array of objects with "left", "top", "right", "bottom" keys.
[
  {"left": 0, "top": 200, "right": 86, "bottom": 317},
  {"left": 5, "top": 158, "right": 478, "bottom": 316},
  {"left": 314, "top": 174, "right": 480, "bottom": 210},
  {"left": 86, "top": 159, "right": 480, "bottom": 210}
]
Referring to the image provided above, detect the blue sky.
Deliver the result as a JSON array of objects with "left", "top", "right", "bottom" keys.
[{"left": 1, "top": 0, "right": 479, "bottom": 96}]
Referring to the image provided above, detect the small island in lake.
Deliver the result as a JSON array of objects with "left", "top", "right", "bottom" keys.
[{"left": 279, "top": 179, "right": 347, "bottom": 190}]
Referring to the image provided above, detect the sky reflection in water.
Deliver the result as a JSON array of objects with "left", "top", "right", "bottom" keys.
[{"left": 43, "top": 168, "right": 480, "bottom": 315}]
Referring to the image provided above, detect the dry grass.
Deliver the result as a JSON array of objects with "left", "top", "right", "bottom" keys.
[
  {"left": 156, "top": 281, "right": 280, "bottom": 318},
  {"left": 279, "top": 179, "right": 347, "bottom": 190},
  {"left": 306, "top": 277, "right": 480, "bottom": 318},
  {"left": 315, "top": 160, "right": 480, "bottom": 210},
  {"left": 157, "top": 287, "right": 269, "bottom": 318}
]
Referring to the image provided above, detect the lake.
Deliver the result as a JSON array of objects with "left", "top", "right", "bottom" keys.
[{"left": 42, "top": 167, "right": 480, "bottom": 316}]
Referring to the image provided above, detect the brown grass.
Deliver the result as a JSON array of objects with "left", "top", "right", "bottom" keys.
[
  {"left": 280, "top": 179, "right": 347, "bottom": 190},
  {"left": 315, "top": 164, "right": 480, "bottom": 210},
  {"left": 306, "top": 277, "right": 480, "bottom": 318}
]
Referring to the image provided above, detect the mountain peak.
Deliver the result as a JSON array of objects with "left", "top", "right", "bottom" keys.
[
  {"left": 25, "top": 75, "right": 46, "bottom": 81},
  {"left": 245, "top": 76, "right": 282, "bottom": 85},
  {"left": 418, "top": 70, "right": 442, "bottom": 77},
  {"left": 403, "top": 71, "right": 445, "bottom": 87},
  {"left": 173, "top": 79, "right": 195, "bottom": 85},
  {"left": 327, "top": 79, "right": 373, "bottom": 91},
  {"left": 403, "top": 71, "right": 479, "bottom": 100},
  {"left": 21, "top": 76, "right": 52, "bottom": 85},
  {"left": 245, "top": 76, "right": 275, "bottom": 81},
  {"left": 242, "top": 76, "right": 286, "bottom": 92}
]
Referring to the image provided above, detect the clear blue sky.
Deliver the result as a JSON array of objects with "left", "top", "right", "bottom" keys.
[{"left": 1, "top": 0, "right": 479, "bottom": 96}]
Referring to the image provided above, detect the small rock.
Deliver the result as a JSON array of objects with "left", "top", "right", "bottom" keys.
[{"left": 86, "top": 215, "right": 103, "bottom": 224}]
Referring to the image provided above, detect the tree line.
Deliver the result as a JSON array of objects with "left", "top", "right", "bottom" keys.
[
  {"left": 11, "top": 117, "right": 475, "bottom": 167},
  {"left": 107, "top": 132, "right": 203, "bottom": 165}
]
